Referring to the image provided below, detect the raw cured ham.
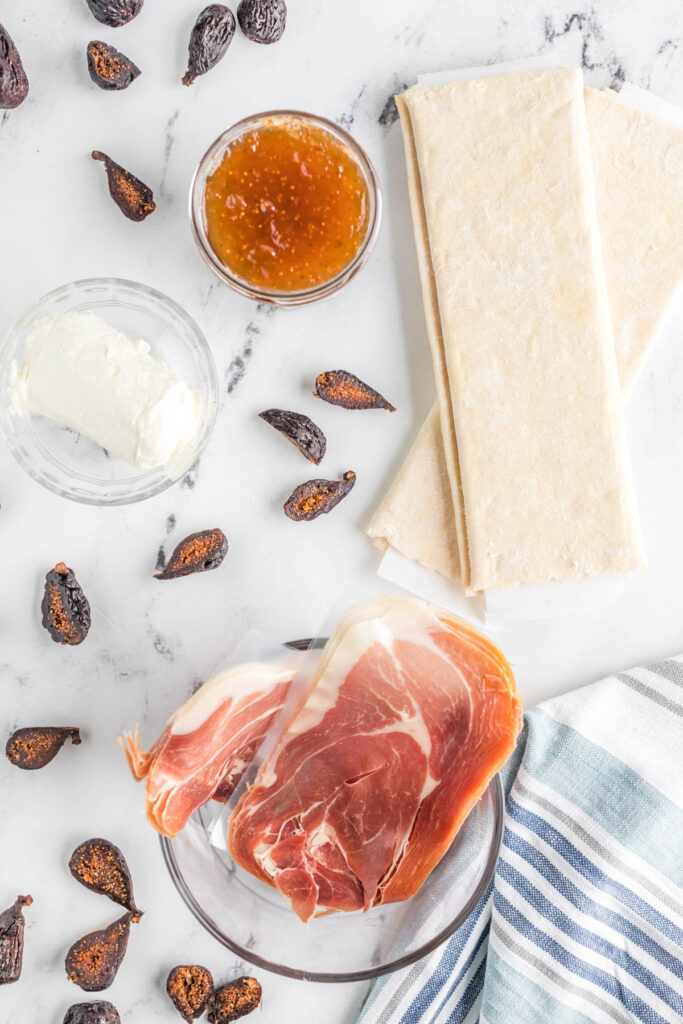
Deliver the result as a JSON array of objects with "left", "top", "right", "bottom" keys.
[
  {"left": 227, "top": 596, "right": 521, "bottom": 921},
  {"left": 120, "top": 661, "right": 296, "bottom": 838}
]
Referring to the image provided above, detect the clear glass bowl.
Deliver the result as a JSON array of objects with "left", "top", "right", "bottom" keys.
[
  {"left": 189, "top": 111, "right": 382, "bottom": 306},
  {"left": 0, "top": 279, "right": 218, "bottom": 506},
  {"left": 161, "top": 775, "right": 503, "bottom": 982}
]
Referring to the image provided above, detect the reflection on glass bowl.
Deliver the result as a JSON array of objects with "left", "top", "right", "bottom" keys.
[
  {"left": 161, "top": 773, "right": 503, "bottom": 983},
  {"left": 0, "top": 278, "right": 217, "bottom": 506}
]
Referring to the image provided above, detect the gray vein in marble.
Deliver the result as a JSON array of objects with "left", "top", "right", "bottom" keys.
[
  {"left": 392, "top": 18, "right": 427, "bottom": 52},
  {"left": 338, "top": 85, "right": 367, "bottom": 130},
  {"left": 150, "top": 629, "right": 174, "bottom": 662},
  {"left": 182, "top": 463, "right": 199, "bottom": 490},
  {"left": 542, "top": 9, "right": 627, "bottom": 88},
  {"left": 225, "top": 321, "right": 260, "bottom": 395},
  {"left": 159, "top": 110, "right": 180, "bottom": 200},
  {"left": 199, "top": 279, "right": 219, "bottom": 307},
  {"left": 646, "top": 38, "right": 681, "bottom": 88},
  {"left": 378, "top": 82, "right": 408, "bottom": 127},
  {"left": 657, "top": 38, "right": 680, "bottom": 65},
  {"left": 256, "top": 302, "right": 277, "bottom": 318},
  {"left": 155, "top": 514, "right": 178, "bottom": 569}
]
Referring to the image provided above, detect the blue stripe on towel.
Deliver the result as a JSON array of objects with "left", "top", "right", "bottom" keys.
[
  {"left": 448, "top": 955, "right": 487, "bottom": 1023},
  {"left": 496, "top": 857, "right": 683, "bottom": 1015},
  {"left": 424, "top": 924, "right": 488, "bottom": 1023},
  {"left": 506, "top": 798, "right": 683, "bottom": 946},
  {"left": 399, "top": 886, "right": 491, "bottom": 1023},
  {"left": 494, "top": 889, "right": 673, "bottom": 1024},
  {"left": 502, "top": 825, "right": 683, "bottom": 979}
]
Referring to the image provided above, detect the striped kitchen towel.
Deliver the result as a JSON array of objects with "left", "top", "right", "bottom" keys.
[{"left": 359, "top": 658, "right": 683, "bottom": 1024}]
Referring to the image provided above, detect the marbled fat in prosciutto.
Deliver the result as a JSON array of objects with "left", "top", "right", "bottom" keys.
[
  {"left": 121, "top": 661, "right": 296, "bottom": 837},
  {"left": 227, "top": 597, "right": 522, "bottom": 921}
]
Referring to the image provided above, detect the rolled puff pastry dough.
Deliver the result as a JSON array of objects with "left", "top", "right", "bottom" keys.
[{"left": 394, "top": 69, "right": 644, "bottom": 592}]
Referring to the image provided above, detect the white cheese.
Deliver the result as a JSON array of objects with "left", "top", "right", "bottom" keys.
[{"left": 10, "top": 312, "right": 202, "bottom": 469}]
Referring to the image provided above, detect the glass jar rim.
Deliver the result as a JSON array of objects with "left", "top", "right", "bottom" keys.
[{"left": 189, "top": 110, "right": 382, "bottom": 307}]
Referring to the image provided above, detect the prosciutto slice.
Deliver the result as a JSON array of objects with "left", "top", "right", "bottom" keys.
[
  {"left": 120, "top": 661, "right": 296, "bottom": 838},
  {"left": 227, "top": 596, "right": 522, "bottom": 921}
]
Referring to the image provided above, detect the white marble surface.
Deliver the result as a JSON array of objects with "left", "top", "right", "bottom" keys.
[{"left": 1, "top": 1, "right": 682, "bottom": 1021}]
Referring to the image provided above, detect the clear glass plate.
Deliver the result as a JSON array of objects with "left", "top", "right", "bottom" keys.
[
  {"left": 161, "top": 772, "right": 502, "bottom": 982},
  {"left": 0, "top": 278, "right": 218, "bottom": 506}
]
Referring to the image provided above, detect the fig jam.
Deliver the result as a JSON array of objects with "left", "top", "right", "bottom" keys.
[{"left": 204, "top": 116, "right": 370, "bottom": 293}]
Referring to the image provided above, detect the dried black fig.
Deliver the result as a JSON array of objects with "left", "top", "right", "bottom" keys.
[
  {"left": 63, "top": 1003, "right": 121, "bottom": 1024},
  {"left": 208, "top": 976, "right": 262, "bottom": 1023},
  {"left": 65, "top": 911, "right": 140, "bottom": 992},
  {"left": 92, "top": 151, "right": 156, "bottom": 221},
  {"left": 0, "top": 24, "right": 28, "bottom": 109},
  {"left": 69, "top": 839, "right": 140, "bottom": 915},
  {"left": 237, "top": 0, "right": 286, "bottom": 44},
  {"left": 84, "top": 0, "right": 143, "bottom": 28},
  {"left": 0, "top": 896, "right": 32, "bottom": 985},
  {"left": 42, "top": 563, "right": 91, "bottom": 645},
  {"left": 6, "top": 727, "right": 81, "bottom": 770},
  {"left": 284, "top": 471, "right": 356, "bottom": 521},
  {"left": 87, "top": 41, "right": 140, "bottom": 90},
  {"left": 182, "top": 5, "right": 236, "bottom": 87},
  {"left": 155, "top": 529, "right": 228, "bottom": 580},
  {"left": 259, "top": 409, "right": 326, "bottom": 464},
  {"left": 314, "top": 370, "right": 395, "bottom": 411},
  {"left": 167, "top": 965, "right": 214, "bottom": 1022}
]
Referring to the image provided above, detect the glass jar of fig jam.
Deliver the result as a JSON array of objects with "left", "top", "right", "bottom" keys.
[{"left": 190, "top": 111, "right": 382, "bottom": 305}]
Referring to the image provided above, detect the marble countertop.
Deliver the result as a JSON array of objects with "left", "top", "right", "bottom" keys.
[{"left": 1, "top": 0, "right": 682, "bottom": 1021}]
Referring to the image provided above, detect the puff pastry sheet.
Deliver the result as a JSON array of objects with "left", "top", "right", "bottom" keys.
[
  {"left": 368, "top": 84, "right": 682, "bottom": 585},
  {"left": 586, "top": 87, "right": 683, "bottom": 391},
  {"left": 374, "top": 70, "right": 644, "bottom": 592}
]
